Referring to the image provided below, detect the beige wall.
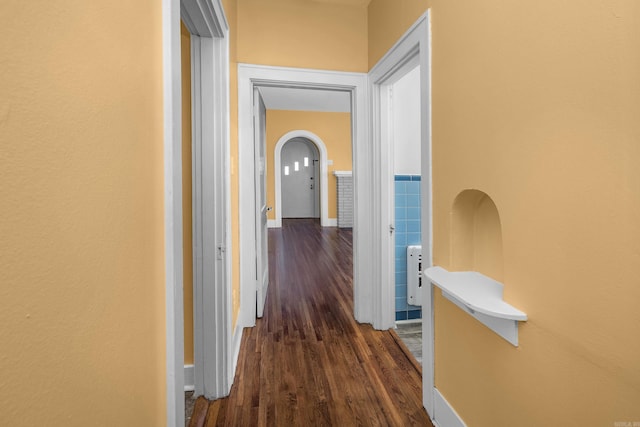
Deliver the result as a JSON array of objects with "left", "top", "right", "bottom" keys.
[
  {"left": 0, "top": 1, "right": 166, "bottom": 425},
  {"left": 237, "top": 0, "right": 368, "bottom": 72},
  {"left": 266, "top": 110, "right": 352, "bottom": 221},
  {"left": 370, "top": 0, "right": 640, "bottom": 425}
]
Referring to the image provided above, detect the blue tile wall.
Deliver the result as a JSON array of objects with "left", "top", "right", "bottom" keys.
[{"left": 395, "top": 175, "right": 422, "bottom": 322}]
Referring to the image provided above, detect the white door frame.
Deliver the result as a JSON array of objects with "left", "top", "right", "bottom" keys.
[
  {"left": 369, "top": 11, "right": 435, "bottom": 418},
  {"left": 273, "top": 130, "right": 329, "bottom": 228},
  {"left": 237, "top": 64, "right": 372, "bottom": 328},
  {"left": 162, "top": 0, "right": 231, "bottom": 424}
]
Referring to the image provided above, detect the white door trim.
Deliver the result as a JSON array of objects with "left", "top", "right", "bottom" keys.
[
  {"left": 238, "top": 64, "right": 372, "bottom": 329},
  {"left": 163, "top": 0, "right": 231, "bottom": 424},
  {"left": 368, "top": 11, "right": 434, "bottom": 419},
  {"left": 274, "top": 130, "right": 329, "bottom": 228}
]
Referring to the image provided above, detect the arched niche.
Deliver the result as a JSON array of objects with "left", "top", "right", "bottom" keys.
[{"left": 451, "top": 190, "right": 504, "bottom": 281}]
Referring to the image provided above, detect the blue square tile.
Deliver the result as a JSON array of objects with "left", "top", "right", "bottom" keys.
[
  {"left": 395, "top": 284, "right": 407, "bottom": 298},
  {"left": 407, "top": 309, "right": 422, "bottom": 320},
  {"left": 407, "top": 233, "right": 421, "bottom": 245},
  {"left": 395, "top": 194, "right": 407, "bottom": 207},
  {"left": 395, "top": 220, "right": 407, "bottom": 233},
  {"left": 407, "top": 207, "right": 421, "bottom": 220},
  {"left": 407, "top": 194, "right": 420, "bottom": 207},
  {"left": 395, "top": 311, "right": 408, "bottom": 321},
  {"left": 395, "top": 181, "right": 406, "bottom": 194},
  {"left": 395, "top": 207, "right": 406, "bottom": 220},
  {"left": 395, "top": 246, "right": 407, "bottom": 260},
  {"left": 396, "top": 270, "right": 407, "bottom": 284},
  {"left": 395, "top": 297, "right": 408, "bottom": 311},
  {"left": 407, "top": 220, "right": 420, "bottom": 233},
  {"left": 395, "top": 232, "right": 407, "bottom": 246},
  {"left": 395, "top": 259, "right": 406, "bottom": 272},
  {"left": 406, "top": 181, "right": 420, "bottom": 194}
]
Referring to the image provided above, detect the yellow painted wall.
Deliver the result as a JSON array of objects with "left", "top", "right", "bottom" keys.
[
  {"left": 266, "top": 110, "right": 352, "bottom": 221},
  {"left": 222, "top": 0, "right": 242, "bottom": 327},
  {"left": 369, "top": 0, "right": 640, "bottom": 425},
  {"left": 237, "top": 0, "right": 368, "bottom": 72},
  {"left": 368, "top": 0, "right": 428, "bottom": 69},
  {"left": 0, "top": 1, "right": 165, "bottom": 425},
  {"left": 181, "top": 22, "right": 194, "bottom": 366}
]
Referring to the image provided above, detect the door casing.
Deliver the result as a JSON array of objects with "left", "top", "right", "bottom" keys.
[
  {"left": 162, "top": 0, "right": 232, "bottom": 424},
  {"left": 237, "top": 64, "right": 372, "bottom": 328},
  {"left": 369, "top": 11, "right": 434, "bottom": 419}
]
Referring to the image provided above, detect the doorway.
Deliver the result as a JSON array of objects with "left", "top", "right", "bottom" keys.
[
  {"left": 281, "top": 138, "right": 320, "bottom": 219},
  {"left": 368, "top": 11, "right": 433, "bottom": 418},
  {"left": 274, "top": 130, "right": 331, "bottom": 228},
  {"left": 237, "top": 65, "right": 372, "bottom": 329}
]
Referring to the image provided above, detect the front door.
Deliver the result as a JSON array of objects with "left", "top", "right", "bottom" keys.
[
  {"left": 281, "top": 139, "right": 319, "bottom": 218},
  {"left": 254, "top": 89, "right": 269, "bottom": 318}
]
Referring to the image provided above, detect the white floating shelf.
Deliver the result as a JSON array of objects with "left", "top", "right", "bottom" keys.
[{"left": 424, "top": 266, "right": 527, "bottom": 346}]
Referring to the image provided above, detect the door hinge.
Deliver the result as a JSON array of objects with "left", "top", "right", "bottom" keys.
[{"left": 217, "top": 245, "right": 226, "bottom": 260}]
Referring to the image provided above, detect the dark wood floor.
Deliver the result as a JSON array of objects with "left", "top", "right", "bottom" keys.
[{"left": 189, "top": 219, "right": 432, "bottom": 426}]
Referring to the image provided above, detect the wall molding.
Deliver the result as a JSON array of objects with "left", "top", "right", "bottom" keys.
[
  {"left": 274, "top": 130, "right": 329, "bottom": 228},
  {"left": 162, "top": 0, "right": 186, "bottom": 424},
  {"left": 184, "top": 365, "right": 195, "bottom": 392},
  {"left": 433, "top": 389, "right": 467, "bottom": 427},
  {"left": 232, "top": 321, "right": 244, "bottom": 376}
]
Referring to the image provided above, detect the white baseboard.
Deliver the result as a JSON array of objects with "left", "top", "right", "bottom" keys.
[
  {"left": 433, "top": 388, "right": 466, "bottom": 427},
  {"left": 231, "top": 321, "right": 244, "bottom": 377},
  {"left": 326, "top": 218, "right": 337, "bottom": 227},
  {"left": 267, "top": 219, "right": 278, "bottom": 228},
  {"left": 184, "top": 364, "right": 195, "bottom": 392}
]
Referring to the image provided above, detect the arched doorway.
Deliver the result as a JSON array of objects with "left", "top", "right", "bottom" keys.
[
  {"left": 280, "top": 138, "right": 320, "bottom": 219},
  {"left": 274, "top": 130, "right": 330, "bottom": 228}
]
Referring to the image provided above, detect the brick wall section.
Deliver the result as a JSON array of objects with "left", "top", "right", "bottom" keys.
[{"left": 335, "top": 172, "right": 353, "bottom": 228}]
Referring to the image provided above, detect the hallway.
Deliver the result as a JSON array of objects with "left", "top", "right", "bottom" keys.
[{"left": 189, "top": 219, "right": 431, "bottom": 426}]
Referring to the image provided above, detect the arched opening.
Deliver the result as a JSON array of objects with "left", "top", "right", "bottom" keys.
[
  {"left": 274, "top": 130, "right": 330, "bottom": 227},
  {"left": 451, "top": 189, "right": 504, "bottom": 281},
  {"left": 280, "top": 138, "right": 321, "bottom": 220}
]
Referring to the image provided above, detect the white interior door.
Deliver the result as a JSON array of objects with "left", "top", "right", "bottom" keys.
[
  {"left": 281, "top": 139, "right": 319, "bottom": 218},
  {"left": 254, "top": 89, "right": 269, "bottom": 318}
]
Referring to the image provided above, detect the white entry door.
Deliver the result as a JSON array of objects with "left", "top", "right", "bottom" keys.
[
  {"left": 254, "top": 89, "right": 269, "bottom": 318},
  {"left": 281, "top": 139, "right": 319, "bottom": 218}
]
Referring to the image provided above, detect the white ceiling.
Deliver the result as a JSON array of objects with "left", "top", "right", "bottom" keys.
[{"left": 258, "top": 86, "right": 351, "bottom": 113}]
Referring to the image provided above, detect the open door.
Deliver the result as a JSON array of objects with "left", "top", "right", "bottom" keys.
[{"left": 254, "top": 88, "right": 269, "bottom": 318}]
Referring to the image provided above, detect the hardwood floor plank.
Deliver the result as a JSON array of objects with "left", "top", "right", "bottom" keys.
[
  {"left": 188, "top": 396, "right": 209, "bottom": 427},
  {"left": 203, "top": 399, "right": 221, "bottom": 427},
  {"left": 190, "top": 219, "right": 433, "bottom": 427}
]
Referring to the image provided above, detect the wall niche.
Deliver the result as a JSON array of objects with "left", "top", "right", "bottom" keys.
[
  {"left": 425, "top": 189, "right": 526, "bottom": 346},
  {"left": 451, "top": 189, "right": 503, "bottom": 282}
]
